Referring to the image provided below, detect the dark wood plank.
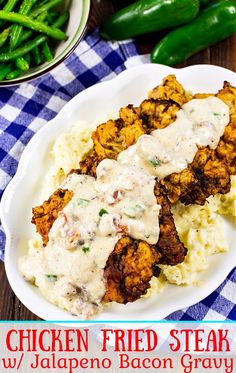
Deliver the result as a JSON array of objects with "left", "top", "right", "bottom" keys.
[
  {"left": 87, "top": 0, "right": 115, "bottom": 31},
  {"left": 0, "top": 261, "right": 15, "bottom": 320},
  {"left": 0, "top": 0, "right": 235, "bottom": 321}
]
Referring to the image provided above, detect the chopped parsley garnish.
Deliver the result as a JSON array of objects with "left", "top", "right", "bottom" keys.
[
  {"left": 213, "top": 112, "right": 220, "bottom": 116},
  {"left": 99, "top": 208, "right": 108, "bottom": 217},
  {"left": 124, "top": 204, "right": 145, "bottom": 218},
  {"left": 45, "top": 274, "right": 58, "bottom": 282},
  {"left": 135, "top": 204, "right": 145, "bottom": 212},
  {"left": 82, "top": 246, "right": 90, "bottom": 254},
  {"left": 77, "top": 239, "right": 85, "bottom": 247},
  {"left": 78, "top": 198, "right": 90, "bottom": 206},
  {"left": 150, "top": 157, "right": 161, "bottom": 167}
]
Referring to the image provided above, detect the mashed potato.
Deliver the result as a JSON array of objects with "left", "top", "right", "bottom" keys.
[
  {"left": 33, "top": 123, "right": 236, "bottom": 295},
  {"left": 159, "top": 202, "right": 228, "bottom": 286},
  {"left": 208, "top": 176, "right": 236, "bottom": 220},
  {"left": 40, "top": 121, "right": 96, "bottom": 199}
]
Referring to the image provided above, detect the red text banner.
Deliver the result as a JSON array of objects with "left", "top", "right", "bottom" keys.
[{"left": 0, "top": 322, "right": 235, "bottom": 372}]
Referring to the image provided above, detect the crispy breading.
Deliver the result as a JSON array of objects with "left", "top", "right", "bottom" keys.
[
  {"left": 80, "top": 99, "right": 181, "bottom": 173},
  {"left": 161, "top": 81, "right": 236, "bottom": 205},
  {"left": 102, "top": 182, "right": 187, "bottom": 303},
  {"left": 162, "top": 147, "right": 231, "bottom": 205},
  {"left": 103, "top": 237, "right": 161, "bottom": 304},
  {"left": 216, "top": 82, "right": 236, "bottom": 175},
  {"left": 32, "top": 75, "right": 235, "bottom": 305},
  {"left": 92, "top": 116, "right": 145, "bottom": 159},
  {"left": 80, "top": 153, "right": 99, "bottom": 176},
  {"left": 139, "top": 99, "right": 181, "bottom": 130},
  {"left": 80, "top": 111, "right": 146, "bottom": 174},
  {"left": 149, "top": 74, "right": 189, "bottom": 106},
  {"left": 154, "top": 183, "right": 187, "bottom": 265},
  {"left": 80, "top": 77, "right": 187, "bottom": 171},
  {"left": 32, "top": 189, "right": 73, "bottom": 246},
  {"left": 82, "top": 76, "right": 235, "bottom": 205},
  {"left": 32, "top": 177, "right": 187, "bottom": 303}
]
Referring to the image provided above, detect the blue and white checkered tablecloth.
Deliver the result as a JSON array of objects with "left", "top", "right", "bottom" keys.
[{"left": 0, "top": 29, "right": 235, "bottom": 321}]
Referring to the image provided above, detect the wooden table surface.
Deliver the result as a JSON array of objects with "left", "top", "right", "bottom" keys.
[{"left": 0, "top": 0, "right": 235, "bottom": 320}]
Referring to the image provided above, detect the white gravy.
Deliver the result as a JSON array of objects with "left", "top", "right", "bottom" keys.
[
  {"left": 118, "top": 97, "right": 229, "bottom": 179},
  {"left": 19, "top": 96, "right": 229, "bottom": 319}
]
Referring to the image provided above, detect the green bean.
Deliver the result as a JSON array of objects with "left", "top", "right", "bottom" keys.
[
  {"left": 32, "top": 10, "right": 50, "bottom": 65},
  {"left": 32, "top": 45, "right": 41, "bottom": 65},
  {"left": 16, "top": 29, "right": 33, "bottom": 46},
  {"left": 0, "top": 63, "right": 12, "bottom": 80},
  {"left": 52, "top": 11, "right": 69, "bottom": 29},
  {"left": 45, "top": 11, "right": 58, "bottom": 24},
  {"left": 0, "top": 11, "right": 68, "bottom": 40},
  {"left": 0, "top": 10, "right": 58, "bottom": 54},
  {"left": 0, "top": 29, "right": 29, "bottom": 52},
  {"left": 0, "top": 27, "right": 10, "bottom": 48},
  {"left": 0, "top": 0, "right": 20, "bottom": 27},
  {"left": 0, "top": 34, "right": 46, "bottom": 61},
  {"left": 6, "top": 68, "right": 21, "bottom": 79},
  {"left": 15, "top": 55, "right": 29, "bottom": 70},
  {"left": 14, "top": 10, "right": 48, "bottom": 48},
  {"left": 42, "top": 40, "right": 53, "bottom": 61},
  {"left": 30, "top": 0, "right": 64, "bottom": 18},
  {"left": 10, "top": 0, "right": 36, "bottom": 50},
  {"left": 3, "top": 0, "right": 19, "bottom": 12},
  {"left": 0, "top": 11, "right": 69, "bottom": 65},
  {"left": 24, "top": 52, "right": 30, "bottom": 64}
]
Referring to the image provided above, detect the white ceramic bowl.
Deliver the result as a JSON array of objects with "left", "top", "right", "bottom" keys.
[
  {"left": 0, "top": 0, "right": 90, "bottom": 86},
  {"left": 1, "top": 63, "right": 236, "bottom": 324}
]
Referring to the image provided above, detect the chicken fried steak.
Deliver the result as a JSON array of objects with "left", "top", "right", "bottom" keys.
[
  {"left": 31, "top": 75, "right": 234, "bottom": 306},
  {"left": 32, "top": 175, "right": 187, "bottom": 304},
  {"left": 32, "top": 188, "right": 73, "bottom": 246},
  {"left": 81, "top": 75, "right": 235, "bottom": 205},
  {"left": 162, "top": 80, "right": 236, "bottom": 205}
]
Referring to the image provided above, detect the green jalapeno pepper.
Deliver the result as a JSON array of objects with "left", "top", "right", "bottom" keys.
[
  {"left": 100, "top": 0, "right": 200, "bottom": 41},
  {"left": 151, "top": 0, "right": 236, "bottom": 66}
]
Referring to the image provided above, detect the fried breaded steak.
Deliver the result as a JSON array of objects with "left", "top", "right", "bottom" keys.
[
  {"left": 102, "top": 182, "right": 187, "bottom": 304},
  {"left": 32, "top": 75, "right": 235, "bottom": 305},
  {"left": 32, "top": 189, "right": 73, "bottom": 246},
  {"left": 162, "top": 81, "right": 236, "bottom": 205},
  {"left": 154, "top": 183, "right": 187, "bottom": 266},
  {"left": 80, "top": 96, "right": 181, "bottom": 175},
  {"left": 81, "top": 75, "right": 235, "bottom": 205},
  {"left": 32, "top": 176, "right": 187, "bottom": 304},
  {"left": 103, "top": 237, "right": 161, "bottom": 304}
]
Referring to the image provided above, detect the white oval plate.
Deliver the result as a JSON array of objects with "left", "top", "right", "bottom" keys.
[{"left": 1, "top": 64, "right": 236, "bottom": 324}]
